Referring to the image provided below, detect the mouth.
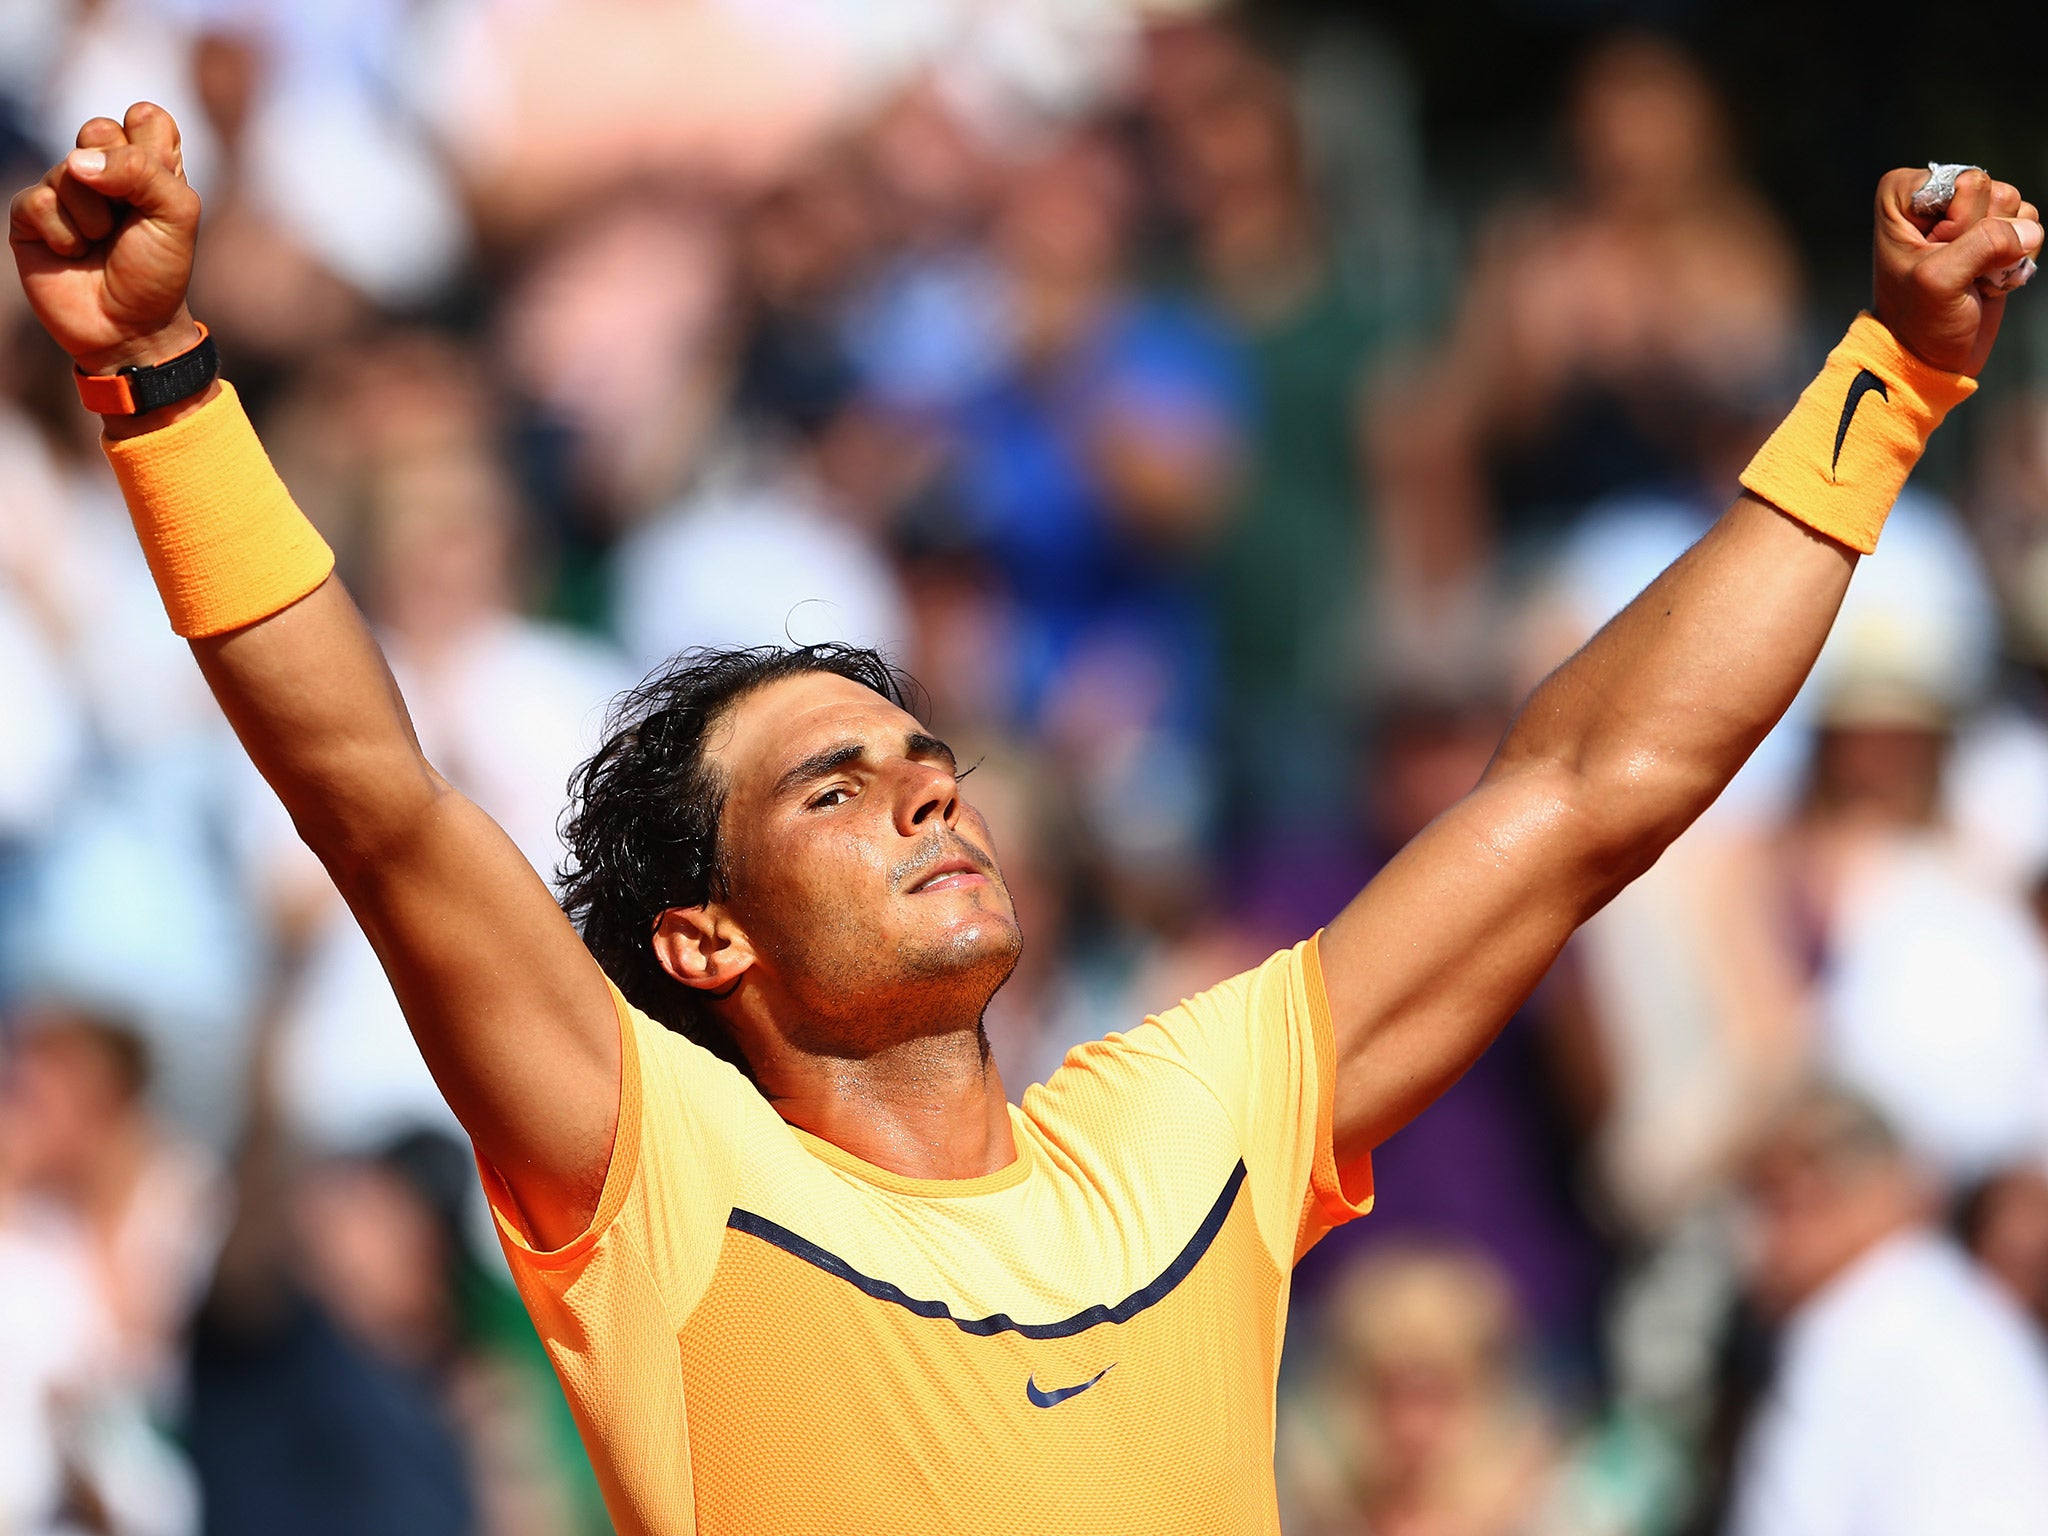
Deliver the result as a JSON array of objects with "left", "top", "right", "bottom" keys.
[{"left": 906, "top": 855, "right": 990, "bottom": 894}]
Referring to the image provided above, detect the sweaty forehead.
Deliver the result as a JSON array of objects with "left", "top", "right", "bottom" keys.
[{"left": 708, "top": 671, "right": 919, "bottom": 802}]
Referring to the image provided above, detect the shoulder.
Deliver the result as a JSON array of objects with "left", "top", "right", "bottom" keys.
[{"left": 614, "top": 984, "right": 759, "bottom": 1111}]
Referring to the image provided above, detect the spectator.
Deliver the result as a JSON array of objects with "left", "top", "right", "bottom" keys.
[
  {"left": 1143, "top": 19, "right": 1416, "bottom": 844},
  {"left": 413, "top": 0, "right": 855, "bottom": 246},
  {"left": 493, "top": 193, "right": 734, "bottom": 529},
  {"left": 31, "top": 0, "right": 221, "bottom": 195},
  {"left": 1278, "top": 1242, "right": 1562, "bottom": 1536},
  {"left": 1728, "top": 1085, "right": 2048, "bottom": 1536},
  {"left": 0, "top": 1001, "right": 223, "bottom": 1401},
  {"left": 0, "top": 1125, "right": 116, "bottom": 1536},
  {"left": 1960, "top": 1155, "right": 2048, "bottom": 1330},
  {"left": 1785, "top": 603, "right": 2048, "bottom": 1184},
  {"left": 843, "top": 82, "right": 1010, "bottom": 422},
  {"left": 0, "top": 324, "right": 263, "bottom": 1131},
  {"left": 1950, "top": 391, "right": 2048, "bottom": 896},
  {"left": 1399, "top": 33, "right": 1801, "bottom": 568},
  {"left": 175, "top": 26, "right": 376, "bottom": 374},
  {"left": 178, "top": 0, "right": 468, "bottom": 314},
  {"left": 0, "top": 375, "right": 89, "bottom": 956},
  {"left": 186, "top": 1103, "right": 479, "bottom": 1535},
  {"left": 946, "top": 125, "right": 1247, "bottom": 895},
  {"left": 608, "top": 160, "right": 916, "bottom": 670},
  {"left": 0, "top": 1006, "right": 200, "bottom": 1536}
]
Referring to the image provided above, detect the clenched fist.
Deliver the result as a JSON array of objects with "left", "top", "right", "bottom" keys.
[
  {"left": 1874, "top": 166, "right": 2042, "bottom": 377},
  {"left": 8, "top": 102, "right": 202, "bottom": 381}
]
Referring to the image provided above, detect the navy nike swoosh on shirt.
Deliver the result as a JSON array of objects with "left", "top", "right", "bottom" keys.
[
  {"left": 1832, "top": 368, "right": 1890, "bottom": 476},
  {"left": 1026, "top": 1365, "right": 1113, "bottom": 1408}
]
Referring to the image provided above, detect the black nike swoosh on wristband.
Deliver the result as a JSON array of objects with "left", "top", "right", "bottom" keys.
[{"left": 1832, "top": 368, "right": 1890, "bottom": 477}]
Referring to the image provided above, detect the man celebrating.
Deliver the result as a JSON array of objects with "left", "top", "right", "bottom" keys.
[{"left": 10, "top": 104, "right": 2039, "bottom": 1534}]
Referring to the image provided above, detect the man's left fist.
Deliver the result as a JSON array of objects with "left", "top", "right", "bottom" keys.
[{"left": 1873, "top": 165, "right": 2040, "bottom": 377}]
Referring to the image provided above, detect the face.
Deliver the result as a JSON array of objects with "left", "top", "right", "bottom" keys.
[
  {"left": 0, "top": 1022, "right": 134, "bottom": 1190},
  {"left": 1365, "top": 1356, "right": 1482, "bottom": 1479},
  {"left": 296, "top": 1163, "right": 451, "bottom": 1363},
  {"left": 682, "top": 672, "right": 1023, "bottom": 1053},
  {"left": 368, "top": 452, "right": 517, "bottom": 643},
  {"left": 1743, "top": 1138, "right": 1922, "bottom": 1316},
  {"left": 1571, "top": 44, "right": 1723, "bottom": 198},
  {"left": 1811, "top": 722, "right": 1947, "bottom": 826},
  {"left": 998, "top": 136, "right": 1131, "bottom": 289}
]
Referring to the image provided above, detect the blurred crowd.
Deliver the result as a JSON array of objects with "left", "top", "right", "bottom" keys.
[{"left": 4, "top": 2, "right": 2048, "bottom": 1533}]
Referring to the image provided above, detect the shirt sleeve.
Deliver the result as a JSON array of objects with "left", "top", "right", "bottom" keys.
[
  {"left": 1120, "top": 933, "right": 1372, "bottom": 1267},
  {"left": 476, "top": 978, "right": 748, "bottom": 1327}
]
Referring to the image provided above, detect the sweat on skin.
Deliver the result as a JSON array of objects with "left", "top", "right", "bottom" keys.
[{"left": 12, "top": 97, "right": 2039, "bottom": 1533}]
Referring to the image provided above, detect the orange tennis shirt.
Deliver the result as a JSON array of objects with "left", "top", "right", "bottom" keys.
[{"left": 479, "top": 934, "right": 1372, "bottom": 1533}]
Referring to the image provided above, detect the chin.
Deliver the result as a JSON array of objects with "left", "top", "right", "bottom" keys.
[{"left": 903, "top": 909, "right": 1024, "bottom": 983}]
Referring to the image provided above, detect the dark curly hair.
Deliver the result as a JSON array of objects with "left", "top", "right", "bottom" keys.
[{"left": 558, "top": 643, "right": 922, "bottom": 1065}]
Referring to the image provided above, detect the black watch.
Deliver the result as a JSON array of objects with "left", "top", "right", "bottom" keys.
[{"left": 75, "top": 323, "right": 219, "bottom": 416}]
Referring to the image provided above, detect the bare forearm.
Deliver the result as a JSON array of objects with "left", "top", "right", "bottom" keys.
[
  {"left": 1494, "top": 494, "right": 1854, "bottom": 871},
  {"left": 1319, "top": 169, "right": 2040, "bottom": 1160},
  {"left": 1507, "top": 169, "right": 2048, "bottom": 862},
  {"left": 13, "top": 103, "right": 622, "bottom": 1249},
  {"left": 193, "top": 576, "right": 445, "bottom": 872}
]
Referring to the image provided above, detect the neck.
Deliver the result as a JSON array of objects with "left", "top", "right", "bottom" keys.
[{"left": 762, "top": 1026, "right": 1017, "bottom": 1181}]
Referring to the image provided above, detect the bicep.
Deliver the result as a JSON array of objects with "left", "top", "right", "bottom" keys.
[{"left": 1318, "top": 764, "right": 1619, "bottom": 1163}]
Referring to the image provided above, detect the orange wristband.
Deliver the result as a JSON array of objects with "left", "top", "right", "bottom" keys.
[
  {"left": 1739, "top": 313, "right": 1975, "bottom": 555},
  {"left": 102, "top": 381, "right": 335, "bottom": 639}
]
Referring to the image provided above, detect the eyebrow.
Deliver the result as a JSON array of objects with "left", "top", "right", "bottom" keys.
[{"left": 773, "top": 731, "right": 957, "bottom": 801}]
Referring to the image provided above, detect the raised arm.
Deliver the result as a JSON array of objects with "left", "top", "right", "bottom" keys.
[
  {"left": 1321, "top": 167, "right": 2042, "bottom": 1166},
  {"left": 8, "top": 105, "right": 617, "bottom": 1247}
]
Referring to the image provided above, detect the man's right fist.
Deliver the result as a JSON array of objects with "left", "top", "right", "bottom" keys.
[{"left": 7, "top": 102, "right": 202, "bottom": 378}]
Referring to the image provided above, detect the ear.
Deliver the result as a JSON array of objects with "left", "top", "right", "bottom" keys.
[{"left": 651, "top": 906, "right": 757, "bottom": 998}]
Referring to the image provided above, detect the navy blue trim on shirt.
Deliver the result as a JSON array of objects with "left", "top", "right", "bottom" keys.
[{"left": 726, "top": 1160, "right": 1249, "bottom": 1339}]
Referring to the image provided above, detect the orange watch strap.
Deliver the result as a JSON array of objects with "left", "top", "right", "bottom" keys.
[{"left": 74, "top": 368, "right": 138, "bottom": 414}]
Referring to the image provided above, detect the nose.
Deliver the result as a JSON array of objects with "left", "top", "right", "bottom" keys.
[{"left": 895, "top": 757, "right": 961, "bottom": 837}]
